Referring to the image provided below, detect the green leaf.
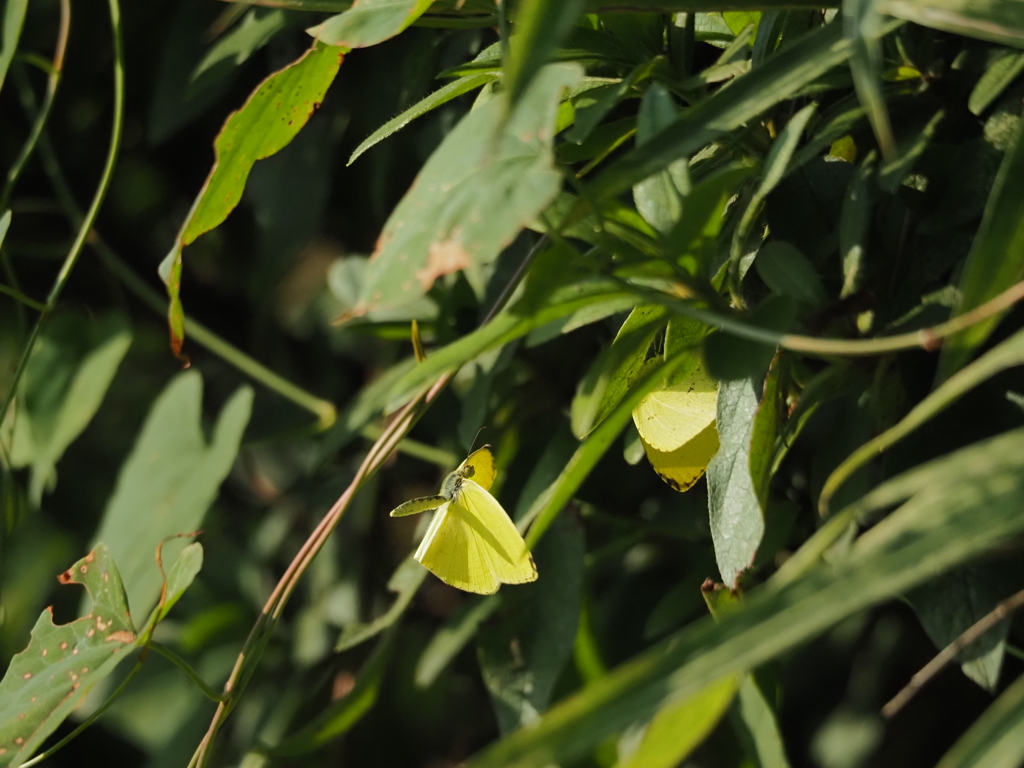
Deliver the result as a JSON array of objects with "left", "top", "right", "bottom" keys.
[
  {"left": 570, "top": 305, "right": 666, "bottom": 439},
  {"left": 838, "top": 151, "right": 876, "bottom": 298},
  {"left": 354, "top": 63, "right": 582, "bottom": 316},
  {"left": 8, "top": 313, "right": 131, "bottom": 505},
  {"left": 877, "top": 109, "right": 943, "bottom": 193},
  {"left": 478, "top": 515, "right": 584, "bottom": 733},
  {"left": 159, "top": 42, "right": 343, "bottom": 356},
  {"left": 523, "top": 350, "right": 700, "bottom": 547},
  {"left": 271, "top": 629, "right": 396, "bottom": 755},
  {"left": 0, "top": 0, "right": 27, "bottom": 95},
  {"left": 969, "top": 50, "right": 1024, "bottom": 116},
  {"left": 748, "top": 354, "right": 784, "bottom": 509},
  {"left": 617, "top": 676, "right": 739, "bottom": 768},
  {"left": 337, "top": 555, "right": 425, "bottom": 651},
  {"left": 465, "top": 427, "right": 1024, "bottom": 768},
  {"left": 504, "top": 0, "right": 588, "bottom": 106},
  {"left": 935, "top": 669, "right": 1024, "bottom": 768},
  {"left": 755, "top": 241, "right": 825, "bottom": 305},
  {"left": 707, "top": 376, "right": 763, "bottom": 589},
  {"left": 309, "top": 0, "right": 434, "bottom": 49},
  {"left": 937, "top": 106, "right": 1024, "bottom": 381},
  {"left": 90, "top": 372, "right": 252, "bottom": 618},
  {"left": 348, "top": 72, "right": 496, "bottom": 165},
  {"left": 910, "top": 564, "right": 1010, "bottom": 692},
  {"left": 415, "top": 595, "right": 501, "bottom": 688},
  {"left": 154, "top": 542, "right": 204, "bottom": 625},
  {"left": 192, "top": 9, "right": 295, "bottom": 83},
  {"left": 844, "top": 0, "right": 896, "bottom": 159},
  {"left": 731, "top": 675, "right": 792, "bottom": 768},
  {"left": 875, "top": 0, "right": 1024, "bottom": 47},
  {"left": 703, "top": 297, "right": 795, "bottom": 382},
  {"left": 587, "top": 19, "right": 901, "bottom": 206},
  {"left": 633, "top": 84, "right": 688, "bottom": 234},
  {"left": 0, "top": 544, "right": 138, "bottom": 768}
]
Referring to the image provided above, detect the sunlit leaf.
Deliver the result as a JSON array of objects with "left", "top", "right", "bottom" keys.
[{"left": 309, "top": 0, "right": 434, "bottom": 49}]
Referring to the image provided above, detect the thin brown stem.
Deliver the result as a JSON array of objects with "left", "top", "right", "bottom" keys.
[{"left": 882, "top": 586, "right": 1024, "bottom": 719}]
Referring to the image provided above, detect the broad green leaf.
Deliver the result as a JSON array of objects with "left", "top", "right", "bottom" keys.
[
  {"left": 703, "top": 297, "right": 795, "bottom": 382},
  {"left": 617, "top": 676, "right": 739, "bottom": 768},
  {"left": 416, "top": 595, "right": 501, "bottom": 688},
  {"left": 8, "top": 313, "right": 131, "bottom": 506},
  {"left": 504, "top": 0, "right": 588, "bottom": 106},
  {"left": 910, "top": 564, "right": 1010, "bottom": 692},
  {"left": 633, "top": 84, "right": 688, "bottom": 234},
  {"left": 875, "top": 0, "right": 1024, "bottom": 47},
  {"left": 270, "top": 630, "right": 396, "bottom": 755},
  {"left": 348, "top": 73, "right": 497, "bottom": 165},
  {"left": 571, "top": 305, "right": 666, "bottom": 439},
  {"left": 935, "top": 669, "right": 1024, "bottom": 768},
  {"left": 937, "top": 107, "right": 1024, "bottom": 381},
  {"left": 822, "top": 326, "right": 1024, "bottom": 511},
  {"left": 466, "top": 427, "right": 1024, "bottom": 768},
  {"left": 0, "top": 545, "right": 138, "bottom": 768},
  {"left": 91, "top": 372, "right": 252, "bottom": 618},
  {"left": 755, "top": 241, "right": 825, "bottom": 305},
  {"left": 309, "top": 0, "right": 434, "bottom": 49},
  {"left": 587, "top": 19, "right": 901, "bottom": 206},
  {"left": 479, "top": 515, "right": 584, "bottom": 733},
  {"left": 354, "top": 63, "right": 582, "bottom": 316},
  {"left": 707, "top": 376, "right": 763, "bottom": 589},
  {"left": 154, "top": 542, "right": 204, "bottom": 625},
  {"left": 0, "top": 0, "right": 27, "bottom": 95},
  {"left": 159, "top": 42, "right": 343, "bottom": 356},
  {"left": 337, "top": 555, "right": 424, "bottom": 651}
]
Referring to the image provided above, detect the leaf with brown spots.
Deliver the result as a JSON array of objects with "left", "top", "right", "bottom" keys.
[
  {"left": 0, "top": 544, "right": 138, "bottom": 767},
  {"left": 158, "top": 41, "right": 343, "bottom": 358},
  {"left": 354, "top": 62, "right": 582, "bottom": 316}
]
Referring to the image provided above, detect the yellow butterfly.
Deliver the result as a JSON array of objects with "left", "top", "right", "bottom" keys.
[
  {"left": 633, "top": 359, "right": 720, "bottom": 492},
  {"left": 390, "top": 446, "right": 538, "bottom": 594}
]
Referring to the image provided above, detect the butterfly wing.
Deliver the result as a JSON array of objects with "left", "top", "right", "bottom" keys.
[
  {"left": 458, "top": 446, "right": 497, "bottom": 491},
  {"left": 456, "top": 480, "right": 537, "bottom": 586},
  {"left": 642, "top": 421, "right": 719, "bottom": 492},
  {"left": 633, "top": 363, "right": 718, "bottom": 452},
  {"left": 415, "top": 501, "right": 500, "bottom": 594},
  {"left": 391, "top": 495, "right": 447, "bottom": 517}
]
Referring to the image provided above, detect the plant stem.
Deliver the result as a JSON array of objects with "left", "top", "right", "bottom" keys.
[
  {"left": 0, "top": 0, "right": 69, "bottom": 213},
  {"left": 0, "top": 282, "right": 44, "bottom": 311},
  {"left": 0, "top": 0, "right": 122, "bottom": 435},
  {"left": 149, "top": 641, "right": 230, "bottom": 702}
]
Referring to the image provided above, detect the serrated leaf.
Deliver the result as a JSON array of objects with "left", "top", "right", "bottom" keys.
[
  {"left": 354, "top": 63, "right": 582, "bottom": 316},
  {"left": 0, "top": 544, "right": 138, "bottom": 767},
  {"left": 91, "top": 372, "right": 252, "bottom": 618},
  {"left": 707, "top": 376, "right": 764, "bottom": 588},
  {"left": 309, "top": 0, "right": 434, "bottom": 49},
  {"left": 159, "top": 42, "right": 343, "bottom": 356}
]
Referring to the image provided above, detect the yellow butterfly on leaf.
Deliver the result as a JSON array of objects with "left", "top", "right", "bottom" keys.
[
  {"left": 633, "top": 359, "right": 720, "bottom": 492},
  {"left": 391, "top": 446, "right": 537, "bottom": 594}
]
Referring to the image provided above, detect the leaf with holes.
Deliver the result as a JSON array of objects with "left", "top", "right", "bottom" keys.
[
  {"left": 354, "top": 63, "right": 582, "bottom": 315},
  {"left": 159, "top": 42, "right": 343, "bottom": 356},
  {"left": 0, "top": 544, "right": 138, "bottom": 767}
]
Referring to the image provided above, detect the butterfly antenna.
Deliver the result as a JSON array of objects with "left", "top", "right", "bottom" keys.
[{"left": 469, "top": 427, "right": 488, "bottom": 453}]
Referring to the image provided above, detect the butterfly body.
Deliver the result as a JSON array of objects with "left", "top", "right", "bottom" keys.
[{"left": 391, "top": 447, "right": 537, "bottom": 594}]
